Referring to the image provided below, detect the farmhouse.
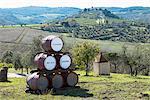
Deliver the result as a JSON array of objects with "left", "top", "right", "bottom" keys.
[{"left": 93, "top": 53, "right": 110, "bottom": 75}]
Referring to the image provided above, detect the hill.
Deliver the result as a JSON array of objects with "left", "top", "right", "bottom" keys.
[
  {"left": 105, "top": 6, "right": 150, "bottom": 24},
  {"left": 71, "top": 8, "right": 119, "bottom": 19},
  {"left": 42, "top": 7, "right": 150, "bottom": 43},
  {"left": 64, "top": 8, "right": 121, "bottom": 26},
  {"left": 0, "top": 6, "right": 80, "bottom": 25},
  {"left": 1, "top": 6, "right": 150, "bottom": 25}
]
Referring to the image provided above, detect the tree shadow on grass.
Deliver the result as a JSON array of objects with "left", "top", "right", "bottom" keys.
[
  {"left": 16, "top": 73, "right": 27, "bottom": 76},
  {"left": 53, "top": 86, "right": 93, "bottom": 98},
  {"left": 0, "top": 80, "right": 11, "bottom": 83}
]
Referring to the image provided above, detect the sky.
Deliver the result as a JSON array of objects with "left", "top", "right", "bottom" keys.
[{"left": 0, "top": 0, "right": 150, "bottom": 8}]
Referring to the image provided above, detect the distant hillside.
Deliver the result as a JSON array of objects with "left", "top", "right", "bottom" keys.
[
  {"left": 1, "top": 6, "right": 150, "bottom": 25},
  {"left": 42, "top": 7, "right": 150, "bottom": 43},
  {"left": 64, "top": 8, "right": 120, "bottom": 26},
  {"left": 105, "top": 6, "right": 150, "bottom": 24},
  {"left": 0, "top": 6, "right": 81, "bottom": 25},
  {"left": 71, "top": 8, "right": 119, "bottom": 19}
]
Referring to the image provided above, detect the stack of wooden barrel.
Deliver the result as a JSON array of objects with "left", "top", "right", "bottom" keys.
[{"left": 26, "top": 35, "right": 78, "bottom": 93}]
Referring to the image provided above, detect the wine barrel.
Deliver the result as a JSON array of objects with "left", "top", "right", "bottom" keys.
[
  {"left": 60, "top": 54, "right": 72, "bottom": 69},
  {"left": 34, "top": 53, "right": 56, "bottom": 71},
  {"left": 37, "top": 76, "right": 49, "bottom": 91},
  {"left": 67, "top": 72, "right": 78, "bottom": 87},
  {"left": 52, "top": 74, "right": 64, "bottom": 89},
  {"left": 41, "top": 35, "right": 64, "bottom": 52},
  {"left": 26, "top": 73, "right": 49, "bottom": 91},
  {"left": 26, "top": 72, "right": 39, "bottom": 90}
]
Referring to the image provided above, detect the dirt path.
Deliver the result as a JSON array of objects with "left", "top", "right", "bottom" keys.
[{"left": 8, "top": 73, "right": 27, "bottom": 78}]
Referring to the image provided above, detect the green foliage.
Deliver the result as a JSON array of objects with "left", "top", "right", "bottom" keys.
[
  {"left": 120, "top": 44, "right": 150, "bottom": 76},
  {"left": 29, "top": 35, "right": 43, "bottom": 67},
  {"left": 105, "top": 52, "right": 121, "bottom": 73},
  {"left": 31, "top": 35, "right": 43, "bottom": 53},
  {"left": 0, "top": 63, "right": 4, "bottom": 69},
  {"left": 0, "top": 63, "right": 14, "bottom": 69},
  {"left": 21, "top": 52, "right": 32, "bottom": 68},
  {"left": 43, "top": 20, "right": 150, "bottom": 43},
  {"left": 6, "top": 63, "right": 14, "bottom": 68},
  {"left": 1, "top": 51, "right": 14, "bottom": 63},
  {"left": 72, "top": 42, "right": 100, "bottom": 75},
  {"left": 13, "top": 53, "right": 22, "bottom": 70}
]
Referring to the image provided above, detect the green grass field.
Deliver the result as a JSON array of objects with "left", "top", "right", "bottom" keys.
[
  {"left": 1, "top": 27, "right": 150, "bottom": 57},
  {"left": 0, "top": 70, "right": 150, "bottom": 100},
  {"left": 62, "top": 36, "right": 150, "bottom": 53}
]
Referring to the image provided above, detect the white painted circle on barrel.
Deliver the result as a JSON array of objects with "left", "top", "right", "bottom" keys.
[
  {"left": 51, "top": 37, "right": 63, "bottom": 52},
  {"left": 44, "top": 56, "right": 56, "bottom": 70},
  {"left": 60, "top": 55, "right": 71, "bottom": 69}
]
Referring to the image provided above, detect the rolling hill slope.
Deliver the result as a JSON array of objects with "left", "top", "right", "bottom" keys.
[
  {"left": 105, "top": 6, "right": 150, "bottom": 24},
  {"left": 0, "top": 6, "right": 81, "bottom": 25},
  {"left": 65, "top": 8, "right": 121, "bottom": 26},
  {"left": 1, "top": 6, "right": 150, "bottom": 25},
  {"left": 0, "top": 27, "right": 150, "bottom": 58}
]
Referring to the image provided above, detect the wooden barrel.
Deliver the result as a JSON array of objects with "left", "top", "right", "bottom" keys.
[
  {"left": 34, "top": 53, "right": 56, "bottom": 71},
  {"left": 67, "top": 72, "right": 78, "bottom": 87},
  {"left": 37, "top": 76, "right": 49, "bottom": 91},
  {"left": 26, "top": 73, "right": 49, "bottom": 91},
  {"left": 41, "top": 35, "right": 64, "bottom": 52},
  {"left": 51, "top": 74, "right": 64, "bottom": 89},
  {"left": 26, "top": 72, "right": 39, "bottom": 90}
]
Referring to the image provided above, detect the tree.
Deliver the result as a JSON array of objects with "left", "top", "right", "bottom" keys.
[
  {"left": 26, "top": 35, "right": 43, "bottom": 69},
  {"left": 13, "top": 53, "right": 23, "bottom": 73},
  {"left": 21, "top": 52, "right": 32, "bottom": 74},
  {"left": 105, "top": 53, "right": 120, "bottom": 73},
  {"left": 72, "top": 42, "right": 100, "bottom": 76},
  {"left": 135, "top": 45, "right": 150, "bottom": 76},
  {"left": 121, "top": 45, "right": 137, "bottom": 76},
  {"left": 121, "top": 44, "right": 150, "bottom": 76},
  {"left": 1, "top": 51, "right": 13, "bottom": 63}
]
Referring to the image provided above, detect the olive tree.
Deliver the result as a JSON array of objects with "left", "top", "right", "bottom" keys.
[
  {"left": 121, "top": 44, "right": 150, "bottom": 76},
  {"left": 13, "top": 53, "right": 23, "bottom": 73},
  {"left": 29, "top": 35, "right": 43, "bottom": 68},
  {"left": 21, "top": 52, "right": 32, "bottom": 74},
  {"left": 72, "top": 42, "right": 100, "bottom": 76},
  {"left": 105, "top": 53, "right": 121, "bottom": 73},
  {"left": 1, "top": 51, "right": 14, "bottom": 63}
]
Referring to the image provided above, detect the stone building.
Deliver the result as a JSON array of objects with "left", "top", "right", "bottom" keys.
[{"left": 93, "top": 53, "right": 110, "bottom": 75}]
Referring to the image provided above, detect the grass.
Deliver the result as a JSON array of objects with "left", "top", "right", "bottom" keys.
[
  {"left": 8, "top": 68, "right": 32, "bottom": 74},
  {"left": 62, "top": 36, "right": 150, "bottom": 53},
  {"left": 0, "top": 70, "right": 150, "bottom": 100},
  {"left": 66, "top": 18, "right": 98, "bottom": 26}
]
